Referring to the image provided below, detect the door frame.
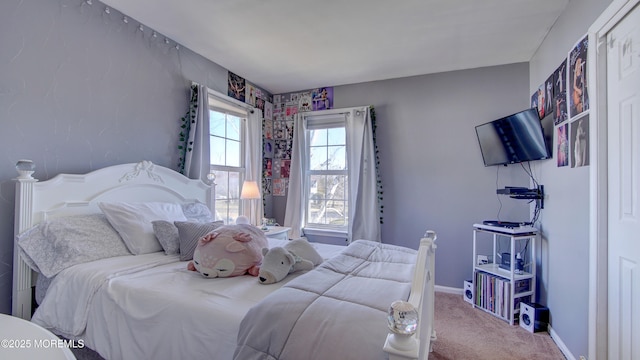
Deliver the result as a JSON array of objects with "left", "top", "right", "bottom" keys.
[{"left": 588, "top": 0, "right": 640, "bottom": 359}]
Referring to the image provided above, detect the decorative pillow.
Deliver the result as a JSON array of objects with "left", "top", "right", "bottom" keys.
[
  {"left": 152, "top": 220, "right": 181, "bottom": 255},
  {"left": 17, "top": 214, "right": 131, "bottom": 278},
  {"left": 99, "top": 202, "right": 187, "bottom": 255},
  {"left": 181, "top": 202, "right": 215, "bottom": 223},
  {"left": 153, "top": 204, "right": 216, "bottom": 255},
  {"left": 175, "top": 221, "right": 224, "bottom": 261}
]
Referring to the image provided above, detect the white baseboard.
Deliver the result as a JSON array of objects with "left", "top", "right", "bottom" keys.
[
  {"left": 548, "top": 324, "right": 577, "bottom": 360},
  {"left": 435, "top": 285, "right": 462, "bottom": 295}
]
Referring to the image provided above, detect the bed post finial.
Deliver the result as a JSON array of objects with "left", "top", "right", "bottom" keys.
[
  {"left": 384, "top": 300, "right": 419, "bottom": 359},
  {"left": 16, "top": 159, "right": 36, "bottom": 180}
]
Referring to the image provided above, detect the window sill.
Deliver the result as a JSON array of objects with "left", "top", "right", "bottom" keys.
[{"left": 303, "top": 227, "right": 347, "bottom": 239}]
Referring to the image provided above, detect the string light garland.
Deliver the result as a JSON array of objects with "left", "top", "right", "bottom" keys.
[
  {"left": 370, "top": 106, "right": 384, "bottom": 224},
  {"left": 73, "top": 0, "right": 182, "bottom": 54}
]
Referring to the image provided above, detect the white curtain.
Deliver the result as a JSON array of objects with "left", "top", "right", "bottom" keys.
[
  {"left": 346, "top": 107, "right": 380, "bottom": 242},
  {"left": 284, "top": 108, "right": 380, "bottom": 242},
  {"left": 244, "top": 109, "right": 264, "bottom": 226},
  {"left": 182, "top": 84, "right": 263, "bottom": 224},
  {"left": 183, "top": 84, "right": 210, "bottom": 181},
  {"left": 284, "top": 113, "right": 307, "bottom": 238}
]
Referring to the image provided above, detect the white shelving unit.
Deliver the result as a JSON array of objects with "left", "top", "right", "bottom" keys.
[{"left": 472, "top": 224, "right": 537, "bottom": 325}]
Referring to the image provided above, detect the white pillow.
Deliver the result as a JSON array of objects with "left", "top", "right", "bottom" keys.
[
  {"left": 99, "top": 202, "right": 187, "bottom": 255},
  {"left": 181, "top": 202, "right": 215, "bottom": 223}
]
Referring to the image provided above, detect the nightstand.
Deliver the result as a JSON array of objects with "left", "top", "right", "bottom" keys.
[{"left": 262, "top": 226, "right": 291, "bottom": 241}]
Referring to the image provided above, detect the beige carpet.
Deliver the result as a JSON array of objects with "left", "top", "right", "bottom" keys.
[{"left": 429, "top": 292, "right": 566, "bottom": 360}]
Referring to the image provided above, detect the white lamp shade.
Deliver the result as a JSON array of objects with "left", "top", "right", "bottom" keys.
[{"left": 240, "top": 181, "right": 261, "bottom": 200}]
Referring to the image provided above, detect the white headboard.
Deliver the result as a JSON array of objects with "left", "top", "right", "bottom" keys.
[{"left": 12, "top": 160, "right": 215, "bottom": 320}]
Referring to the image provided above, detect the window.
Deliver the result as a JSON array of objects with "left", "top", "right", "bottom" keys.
[
  {"left": 208, "top": 95, "right": 248, "bottom": 224},
  {"left": 305, "top": 114, "right": 348, "bottom": 231}
]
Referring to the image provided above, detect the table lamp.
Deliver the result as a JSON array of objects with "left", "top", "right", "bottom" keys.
[{"left": 240, "top": 180, "right": 260, "bottom": 226}]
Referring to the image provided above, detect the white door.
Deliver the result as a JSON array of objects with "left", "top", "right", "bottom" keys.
[{"left": 607, "top": 4, "right": 640, "bottom": 360}]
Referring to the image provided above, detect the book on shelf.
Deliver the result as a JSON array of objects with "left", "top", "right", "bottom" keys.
[{"left": 475, "top": 271, "right": 511, "bottom": 318}]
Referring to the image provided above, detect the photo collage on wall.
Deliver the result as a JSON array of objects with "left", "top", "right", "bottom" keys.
[
  {"left": 227, "top": 71, "right": 275, "bottom": 197},
  {"left": 227, "top": 72, "right": 335, "bottom": 196},
  {"left": 531, "top": 35, "right": 589, "bottom": 168},
  {"left": 264, "top": 88, "right": 334, "bottom": 196}
]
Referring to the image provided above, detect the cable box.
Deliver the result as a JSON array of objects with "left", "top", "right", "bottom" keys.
[{"left": 482, "top": 220, "right": 521, "bottom": 228}]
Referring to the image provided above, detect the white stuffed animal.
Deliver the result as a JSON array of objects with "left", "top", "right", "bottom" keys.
[{"left": 258, "top": 238, "right": 323, "bottom": 284}]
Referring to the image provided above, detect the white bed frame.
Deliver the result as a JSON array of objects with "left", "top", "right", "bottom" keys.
[{"left": 12, "top": 160, "right": 436, "bottom": 360}]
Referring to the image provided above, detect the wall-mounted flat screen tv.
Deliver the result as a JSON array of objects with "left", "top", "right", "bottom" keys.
[{"left": 475, "top": 108, "right": 551, "bottom": 166}]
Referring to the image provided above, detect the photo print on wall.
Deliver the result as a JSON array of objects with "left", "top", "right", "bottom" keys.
[
  {"left": 535, "top": 83, "right": 546, "bottom": 119},
  {"left": 228, "top": 72, "right": 246, "bottom": 102},
  {"left": 544, "top": 74, "right": 554, "bottom": 120},
  {"left": 264, "top": 139, "right": 274, "bottom": 158},
  {"left": 553, "top": 59, "right": 568, "bottom": 125},
  {"left": 557, "top": 123, "right": 569, "bottom": 167},
  {"left": 264, "top": 119, "right": 273, "bottom": 140},
  {"left": 569, "top": 35, "right": 589, "bottom": 119},
  {"left": 570, "top": 115, "right": 589, "bottom": 167},
  {"left": 264, "top": 101, "right": 273, "bottom": 120},
  {"left": 246, "top": 83, "right": 256, "bottom": 107},
  {"left": 272, "top": 159, "right": 281, "bottom": 179},
  {"left": 263, "top": 178, "right": 272, "bottom": 196},
  {"left": 311, "top": 87, "right": 333, "bottom": 111},
  {"left": 264, "top": 158, "right": 272, "bottom": 178},
  {"left": 272, "top": 178, "right": 287, "bottom": 196}
]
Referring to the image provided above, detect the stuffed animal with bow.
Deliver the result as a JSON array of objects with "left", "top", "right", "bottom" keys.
[{"left": 188, "top": 224, "right": 268, "bottom": 278}]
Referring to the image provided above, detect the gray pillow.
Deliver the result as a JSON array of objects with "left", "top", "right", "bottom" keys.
[
  {"left": 152, "top": 220, "right": 181, "bottom": 255},
  {"left": 175, "top": 221, "right": 224, "bottom": 261},
  {"left": 152, "top": 203, "right": 217, "bottom": 255},
  {"left": 17, "top": 214, "right": 131, "bottom": 278}
]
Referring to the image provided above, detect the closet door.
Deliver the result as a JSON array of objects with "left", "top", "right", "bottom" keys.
[{"left": 606, "top": 4, "right": 640, "bottom": 360}]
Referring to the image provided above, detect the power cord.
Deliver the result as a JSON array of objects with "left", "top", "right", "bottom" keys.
[{"left": 521, "top": 162, "right": 542, "bottom": 226}]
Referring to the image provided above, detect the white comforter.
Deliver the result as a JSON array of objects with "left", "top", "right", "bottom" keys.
[
  {"left": 32, "top": 253, "right": 178, "bottom": 338},
  {"left": 234, "top": 240, "right": 418, "bottom": 360},
  {"left": 32, "top": 239, "right": 344, "bottom": 360}
]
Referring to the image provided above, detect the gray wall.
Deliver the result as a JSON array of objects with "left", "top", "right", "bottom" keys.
[
  {"left": 528, "top": 0, "right": 612, "bottom": 358},
  {"left": 274, "top": 64, "right": 534, "bottom": 288},
  {"left": 0, "top": 0, "right": 251, "bottom": 314}
]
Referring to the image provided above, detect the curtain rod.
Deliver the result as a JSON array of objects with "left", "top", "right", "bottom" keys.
[
  {"left": 192, "top": 82, "right": 255, "bottom": 113},
  {"left": 302, "top": 106, "right": 369, "bottom": 117}
]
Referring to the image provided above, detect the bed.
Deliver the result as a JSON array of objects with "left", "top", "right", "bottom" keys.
[{"left": 12, "top": 160, "right": 437, "bottom": 360}]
